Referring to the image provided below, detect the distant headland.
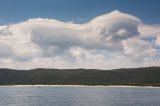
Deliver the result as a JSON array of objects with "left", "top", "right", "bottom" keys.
[{"left": 0, "top": 67, "right": 160, "bottom": 86}]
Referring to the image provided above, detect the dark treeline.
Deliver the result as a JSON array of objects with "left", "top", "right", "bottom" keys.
[{"left": 0, "top": 67, "right": 160, "bottom": 86}]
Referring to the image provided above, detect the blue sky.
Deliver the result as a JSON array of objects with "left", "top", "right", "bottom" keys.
[{"left": 0, "top": 0, "right": 160, "bottom": 25}]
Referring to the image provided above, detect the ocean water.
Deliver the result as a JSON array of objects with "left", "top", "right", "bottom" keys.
[{"left": 0, "top": 86, "right": 160, "bottom": 106}]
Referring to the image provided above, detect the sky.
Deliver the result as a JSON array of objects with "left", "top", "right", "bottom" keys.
[
  {"left": 0, "top": 0, "right": 160, "bottom": 24},
  {"left": 0, "top": 0, "right": 160, "bottom": 69}
]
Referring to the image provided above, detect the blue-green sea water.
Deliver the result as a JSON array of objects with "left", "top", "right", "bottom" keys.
[{"left": 0, "top": 86, "right": 160, "bottom": 106}]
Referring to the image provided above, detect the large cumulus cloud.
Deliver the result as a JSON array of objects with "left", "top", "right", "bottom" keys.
[{"left": 0, "top": 10, "right": 160, "bottom": 69}]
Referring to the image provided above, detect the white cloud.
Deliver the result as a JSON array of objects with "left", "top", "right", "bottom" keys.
[
  {"left": 139, "top": 24, "right": 160, "bottom": 37},
  {"left": 122, "top": 38, "right": 156, "bottom": 61},
  {"left": 156, "top": 37, "right": 160, "bottom": 46},
  {"left": 0, "top": 10, "right": 159, "bottom": 69},
  {"left": 0, "top": 41, "right": 13, "bottom": 59}
]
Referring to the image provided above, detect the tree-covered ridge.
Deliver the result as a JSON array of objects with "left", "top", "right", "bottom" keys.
[{"left": 0, "top": 67, "right": 160, "bottom": 86}]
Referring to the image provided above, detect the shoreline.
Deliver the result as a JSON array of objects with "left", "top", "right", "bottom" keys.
[{"left": 0, "top": 85, "right": 160, "bottom": 88}]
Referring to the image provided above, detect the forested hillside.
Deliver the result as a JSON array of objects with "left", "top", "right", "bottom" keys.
[{"left": 0, "top": 67, "right": 160, "bottom": 86}]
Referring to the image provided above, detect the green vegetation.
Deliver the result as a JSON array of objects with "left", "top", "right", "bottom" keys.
[{"left": 0, "top": 67, "right": 160, "bottom": 86}]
